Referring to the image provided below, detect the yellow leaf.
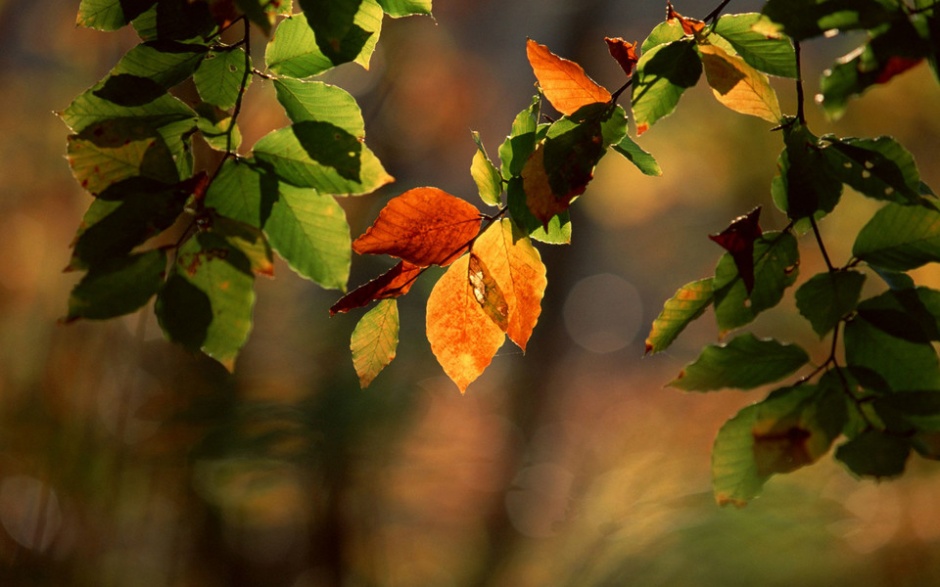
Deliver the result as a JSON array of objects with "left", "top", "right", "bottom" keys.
[{"left": 699, "top": 44, "right": 782, "bottom": 124}]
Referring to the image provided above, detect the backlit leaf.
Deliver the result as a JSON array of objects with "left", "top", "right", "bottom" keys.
[
  {"left": 67, "top": 249, "right": 167, "bottom": 321},
  {"left": 526, "top": 39, "right": 611, "bottom": 116},
  {"left": 795, "top": 270, "right": 866, "bottom": 337},
  {"left": 470, "top": 131, "right": 503, "bottom": 207},
  {"left": 426, "top": 254, "right": 506, "bottom": 393},
  {"left": 110, "top": 40, "right": 208, "bottom": 89},
  {"left": 330, "top": 261, "right": 423, "bottom": 314},
  {"left": 646, "top": 278, "right": 714, "bottom": 354},
  {"left": 498, "top": 95, "right": 541, "bottom": 180},
  {"left": 507, "top": 177, "right": 572, "bottom": 245},
  {"left": 853, "top": 202, "right": 940, "bottom": 271},
  {"left": 472, "top": 219, "right": 548, "bottom": 351},
  {"left": 296, "top": 0, "right": 383, "bottom": 69},
  {"left": 210, "top": 216, "right": 275, "bottom": 278},
  {"left": 641, "top": 20, "right": 684, "bottom": 53},
  {"left": 194, "top": 48, "right": 250, "bottom": 110},
  {"left": 350, "top": 299, "right": 399, "bottom": 388},
  {"left": 60, "top": 87, "right": 197, "bottom": 134},
  {"left": 352, "top": 187, "right": 481, "bottom": 266},
  {"left": 632, "top": 39, "right": 702, "bottom": 135},
  {"left": 669, "top": 333, "right": 809, "bottom": 391},
  {"left": 605, "top": 37, "right": 639, "bottom": 77},
  {"left": 699, "top": 44, "right": 782, "bottom": 124},
  {"left": 77, "top": 0, "right": 156, "bottom": 30},
  {"left": 666, "top": 2, "right": 706, "bottom": 36},
  {"left": 265, "top": 13, "right": 333, "bottom": 77},
  {"left": 273, "top": 78, "right": 365, "bottom": 137},
  {"left": 712, "top": 13, "right": 797, "bottom": 78},
  {"left": 612, "top": 135, "right": 662, "bottom": 176},
  {"left": 67, "top": 125, "right": 179, "bottom": 196},
  {"left": 378, "top": 0, "right": 432, "bottom": 17}
]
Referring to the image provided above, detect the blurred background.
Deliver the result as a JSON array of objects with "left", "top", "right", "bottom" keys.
[{"left": 3, "top": 0, "right": 940, "bottom": 585}]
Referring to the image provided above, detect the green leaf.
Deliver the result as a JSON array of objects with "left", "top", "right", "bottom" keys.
[
  {"left": 131, "top": 0, "right": 216, "bottom": 41},
  {"left": 498, "top": 95, "right": 541, "bottom": 180},
  {"left": 211, "top": 216, "right": 276, "bottom": 277},
  {"left": 350, "top": 299, "right": 399, "bottom": 388},
  {"left": 235, "top": 0, "right": 291, "bottom": 34},
  {"left": 714, "top": 231, "right": 800, "bottom": 333},
  {"left": 821, "top": 135, "right": 926, "bottom": 205},
  {"left": 645, "top": 278, "right": 713, "bottom": 354},
  {"left": 599, "top": 105, "right": 629, "bottom": 148},
  {"left": 854, "top": 287, "right": 940, "bottom": 344},
  {"left": 632, "top": 39, "right": 702, "bottom": 134},
  {"left": 295, "top": 0, "right": 383, "bottom": 70},
  {"left": 196, "top": 108, "right": 241, "bottom": 152},
  {"left": 110, "top": 40, "right": 208, "bottom": 90},
  {"left": 273, "top": 78, "right": 365, "bottom": 136},
  {"left": 194, "top": 48, "right": 250, "bottom": 110},
  {"left": 67, "top": 249, "right": 166, "bottom": 320},
  {"left": 378, "top": 0, "right": 431, "bottom": 17},
  {"left": 836, "top": 429, "right": 911, "bottom": 478},
  {"left": 60, "top": 88, "right": 197, "bottom": 134},
  {"left": 853, "top": 202, "right": 940, "bottom": 271},
  {"left": 612, "top": 135, "right": 662, "bottom": 176},
  {"left": 640, "top": 20, "right": 685, "bottom": 53},
  {"left": 507, "top": 177, "right": 571, "bottom": 244},
  {"left": 266, "top": 14, "right": 334, "bottom": 77},
  {"left": 875, "top": 390, "right": 940, "bottom": 432},
  {"left": 156, "top": 230, "right": 257, "bottom": 370},
  {"left": 711, "top": 13, "right": 797, "bottom": 78},
  {"left": 762, "top": 0, "right": 901, "bottom": 40},
  {"left": 67, "top": 123, "right": 180, "bottom": 195},
  {"left": 669, "top": 333, "right": 809, "bottom": 391},
  {"left": 252, "top": 124, "right": 393, "bottom": 195},
  {"left": 844, "top": 309, "right": 940, "bottom": 390},
  {"left": 712, "top": 384, "right": 841, "bottom": 506},
  {"left": 77, "top": 0, "right": 156, "bottom": 31},
  {"left": 795, "top": 270, "right": 866, "bottom": 337},
  {"left": 777, "top": 119, "right": 843, "bottom": 220},
  {"left": 470, "top": 131, "right": 503, "bottom": 207}
]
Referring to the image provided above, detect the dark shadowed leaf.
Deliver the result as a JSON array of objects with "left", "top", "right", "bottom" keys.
[
  {"left": 836, "top": 429, "right": 911, "bottom": 478},
  {"left": 853, "top": 202, "right": 940, "bottom": 271},
  {"left": 67, "top": 249, "right": 167, "bottom": 320},
  {"left": 669, "top": 333, "right": 809, "bottom": 391},
  {"left": 330, "top": 261, "right": 423, "bottom": 315},
  {"left": 821, "top": 135, "right": 927, "bottom": 205},
  {"left": 762, "top": 0, "right": 900, "bottom": 40},
  {"left": 708, "top": 207, "right": 763, "bottom": 293},
  {"left": 507, "top": 177, "right": 571, "bottom": 244},
  {"left": 795, "top": 270, "right": 866, "bottom": 337}
]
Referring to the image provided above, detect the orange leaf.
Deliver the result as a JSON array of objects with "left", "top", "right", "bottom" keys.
[
  {"left": 330, "top": 260, "right": 423, "bottom": 315},
  {"left": 605, "top": 37, "right": 639, "bottom": 77},
  {"left": 427, "top": 254, "right": 506, "bottom": 393},
  {"left": 353, "top": 187, "right": 481, "bottom": 266},
  {"left": 666, "top": 1, "right": 706, "bottom": 36},
  {"left": 526, "top": 38, "right": 612, "bottom": 116},
  {"left": 472, "top": 218, "right": 547, "bottom": 351}
]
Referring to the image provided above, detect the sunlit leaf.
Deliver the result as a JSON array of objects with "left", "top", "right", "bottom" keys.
[
  {"left": 265, "top": 13, "right": 333, "bottom": 77},
  {"left": 296, "top": 0, "right": 383, "bottom": 69},
  {"left": 472, "top": 218, "right": 547, "bottom": 351},
  {"left": 666, "top": 1, "right": 707, "bottom": 36},
  {"left": 669, "top": 333, "right": 809, "bottom": 391},
  {"left": 612, "top": 135, "right": 662, "bottom": 176},
  {"left": 470, "top": 131, "right": 503, "bottom": 207},
  {"left": 210, "top": 216, "right": 275, "bottom": 278},
  {"left": 836, "top": 429, "right": 911, "bottom": 478},
  {"left": 378, "top": 0, "right": 431, "bottom": 17},
  {"left": 273, "top": 78, "right": 365, "bottom": 136},
  {"left": 110, "top": 40, "right": 208, "bottom": 89},
  {"left": 699, "top": 44, "right": 782, "bottom": 124},
  {"left": 67, "top": 124, "right": 179, "bottom": 195},
  {"left": 194, "top": 48, "right": 250, "bottom": 110},
  {"left": 795, "top": 270, "right": 866, "bottom": 337},
  {"left": 196, "top": 108, "right": 241, "bottom": 152},
  {"left": 67, "top": 249, "right": 166, "bottom": 321},
  {"left": 350, "top": 299, "right": 399, "bottom": 388},
  {"left": 60, "top": 87, "right": 196, "bottom": 134},
  {"left": 646, "top": 278, "right": 714, "bottom": 354},
  {"left": 77, "top": 0, "right": 156, "bottom": 30},
  {"left": 330, "top": 261, "right": 423, "bottom": 314},
  {"left": 853, "top": 202, "right": 940, "bottom": 271},
  {"left": 605, "top": 37, "right": 639, "bottom": 76},
  {"left": 640, "top": 20, "right": 685, "bottom": 53},
  {"left": 526, "top": 38, "right": 611, "bottom": 116},
  {"left": 498, "top": 95, "right": 541, "bottom": 180},
  {"left": 632, "top": 39, "right": 701, "bottom": 135},
  {"left": 426, "top": 254, "right": 506, "bottom": 393},
  {"left": 712, "top": 13, "right": 797, "bottom": 78},
  {"left": 506, "top": 177, "right": 572, "bottom": 245}
]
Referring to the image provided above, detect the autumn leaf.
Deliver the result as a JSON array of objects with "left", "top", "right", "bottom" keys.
[
  {"left": 353, "top": 187, "right": 482, "bottom": 266},
  {"left": 426, "top": 253, "right": 506, "bottom": 393},
  {"left": 350, "top": 299, "right": 399, "bottom": 387},
  {"left": 709, "top": 207, "right": 762, "bottom": 293},
  {"left": 472, "top": 218, "right": 547, "bottom": 350},
  {"left": 605, "top": 37, "right": 639, "bottom": 77},
  {"left": 526, "top": 38, "right": 611, "bottom": 116},
  {"left": 666, "top": 1, "right": 706, "bottom": 36},
  {"left": 468, "top": 252, "right": 510, "bottom": 331},
  {"left": 699, "top": 44, "right": 782, "bottom": 124},
  {"left": 330, "top": 260, "right": 423, "bottom": 315}
]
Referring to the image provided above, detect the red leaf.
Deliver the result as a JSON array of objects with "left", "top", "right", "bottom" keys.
[
  {"left": 666, "top": 1, "right": 706, "bottom": 36},
  {"left": 708, "top": 206, "right": 762, "bottom": 293},
  {"left": 353, "top": 187, "right": 482, "bottom": 267},
  {"left": 526, "top": 38, "right": 612, "bottom": 116},
  {"left": 330, "top": 261, "right": 423, "bottom": 315},
  {"left": 605, "top": 37, "right": 639, "bottom": 77},
  {"left": 875, "top": 56, "right": 923, "bottom": 84}
]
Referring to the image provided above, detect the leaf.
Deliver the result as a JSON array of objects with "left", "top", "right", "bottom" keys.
[
  {"left": 631, "top": 39, "right": 702, "bottom": 135},
  {"left": 762, "top": 0, "right": 900, "bottom": 41},
  {"left": 196, "top": 107, "right": 241, "bottom": 152},
  {"left": 836, "top": 429, "right": 911, "bottom": 478},
  {"left": 67, "top": 123, "right": 180, "bottom": 195},
  {"left": 498, "top": 95, "right": 541, "bottom": 180},
  {"left": 252, "top": 124, "right": 393, "bottom": 195},
  {"left": 708, "top": 207, "right": 763, "bottom": 293},
  {"left": 713, "top": 384, "right": 842, "bottom": 506},
  {"left": 265, "top": 13, "right": 333, "bottom": 77},
  {"left": 66, "top": 249, "right": 166, "bottom": 321},
  {"left": 605, "top": 37, "right": 639, "bottom": 76},
  {"left": 77, "top": 0, "right": 157, "bottom": 30},
  {"left": 844, "top": 309, "right": 940, "bottom": 391},
  {"left": 296, "top": 0, "right": 383, "bottom": 69},
  {"left": 470, "top": 131, "right": 503, "bottom": 207},
  {"left": 506, "top": 177, "right": 572, "bottom": 245},
  {"left": 820, "top": 135, "right": 926, "bottom": 205},
  {"left": 353, "top": 187, "right": 481, "bottom": 266},
  {"left": 194, "top": 48, "right": 250, "bottom": 110},
  {"left": 612, "top": 135, "right": 662, "bottom": 176},
  {"left": 234, "top": 0, "right": 291, "bottom": 34},
  {"left": 109, "top": 40, "right": 209, "bottom": 90},
  {"left": 156, "top": 230, "right": 257, "bottom": 370},
  {"left": 711, "top": 13, "right": 797, "bottom": 78},
  {"left": 60, "top": 87, "right": 197, "bottom": 135},
  {"left": 641, "top": 20, "right": 685, "bottom": 53},
  {"left": 645, "top": 278, "right": 714, "bottom": 354},
  {"left": 350, "top": 299, "right": 399, "bottom": 387},
  {"left": 775, "top": 119, "right": 843, "bottom": 220},
  {"left": 210, "top": 216, "right": 276, "bottom": 278},
  {"left": 525, "top": 38, "right": 612, "bottom": 116},
  {"left": 713, "top": 231, "right": 800, "bottom": 333},
  {"left": 666, "top": 1, "right": 707, "bottom": 36},
  {"left": 669, "top": 333, "right": 809, "bottom": 391},
  {"left": 853, "top": 202, "right": 940, "bottom": 271},
  {"left": 131, "top": 0, "right": 217, "bottom": 41},
  {"left": 471, "top": 218, "right": 548, "bottom": 351},
  {"left": 426, "top": 254, "right": 506, "bottom": 393},
  {"left": 378, "top": 0, "right": 432, "bottom": 17},
  {"left": 795, "top": 270, "right": 866, "bottom": 337},
  {"left": 698, "top": 44, "right": 782, "bottom": 124},
  {"left": 330, "top": 261, "right": 423, "bottom": 314},
  {"left": 273, "top": 78, "right": 365, "bottom": 137},
  {"left": 855, "top": 287, "right": 940, "bottom": 343}
]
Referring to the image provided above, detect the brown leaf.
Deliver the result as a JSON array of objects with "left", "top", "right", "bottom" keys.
[
  {"left": 708, "top": 207, "right": 762, "bottom": 293},
  {"left": 526, "top": 38, "right": 612, "bottom": 116},
  {"left": 468, "top": 252, "right": 510, "bottom": 332},
  {"left": 330, "top": 261, "right": 423, "bottom": 315},
  {"left": 353, "top": 187, "right": 482, "bottom": 267},
  {"left": 605, "top": 37, "right": 639, "bottom": 77},
  {"left": 666, "top": 1, "right": 706, "bottom": 36}
]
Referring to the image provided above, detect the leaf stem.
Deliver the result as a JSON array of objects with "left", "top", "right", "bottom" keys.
[
  {"left": 704, "top": 0, "right": 733, "bottom": 25},
  {"left": 794, "top": 40, "right": 806, "bottom": 125},
  {"left": 226, "top": 17, "right": 253, "bottom": 157},
  {"left": 810, "top": 215, "right": 835, "bottom": 272},
  {"left": 610, "top": 79, "right": 633, "bottom": 104}
]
